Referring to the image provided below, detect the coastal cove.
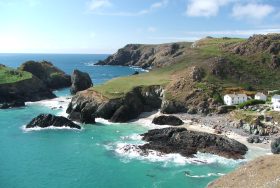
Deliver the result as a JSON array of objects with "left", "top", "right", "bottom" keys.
[{"left": 0, "top": 54, "right": 271, "bottom": 188}]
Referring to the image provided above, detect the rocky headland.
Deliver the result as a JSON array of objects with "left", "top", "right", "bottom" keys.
[
  {"left": 66, "top": 85, "right": 163, "bottom": 123},
  {"left": 0, "top": 61, "right": 73, "bottom": 109},
  {"left": 96, "top": 43, "right": 189, "bottom": 69},
  {"left": 19, "top": 61, "right": 71, "bottom": 89}
]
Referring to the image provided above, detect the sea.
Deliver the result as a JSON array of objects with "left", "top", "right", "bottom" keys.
[{"left": 0, "top": 54, "right": 263, "bottom": 188}]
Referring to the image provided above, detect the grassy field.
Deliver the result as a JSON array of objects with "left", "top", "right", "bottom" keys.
[
  {"left": 93, "top": 69, "right": 171, "bottom": 99},
  {"left": 0, "top": 66, "right": 32, "bottom": 84}
]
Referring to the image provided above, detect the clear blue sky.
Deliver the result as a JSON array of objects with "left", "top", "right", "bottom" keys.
[{"left": 0, "top": 0, "right": 279, "bottom": 54}]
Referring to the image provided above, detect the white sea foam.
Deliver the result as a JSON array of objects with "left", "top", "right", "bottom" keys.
[
  {"left": 129, "top": 66, "right": 149, "bottom": 72},
  {"left": 184, "top": 172, "right": 225, "bottom": 178},
  {"left": 25, "top": 96, "right": 71, "bottom": 117},
  {"left": 21, "top": 125, "right": 82, "bottom": 132},
  {"left": 120, "top": 133, "right": 143, "bottom": 141}
]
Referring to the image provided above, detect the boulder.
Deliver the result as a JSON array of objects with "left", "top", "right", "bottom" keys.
[
  {"left": 152, "top": 115, "right": 184, "bottom": 126},
  {"left": 247, "top": 135, "right": 261, "bottom": 143},
  {"left": 70, "top": 69, "right": 93, "bottom": 94},
  {"left": 271, "top": 137, "right": 280, "bottom": 154},
  {"left": 139, "top": 127, "right": 248, "bottom": 159},
  {"left": 26, "top": 114, "right": 81, "bottom": 129}
]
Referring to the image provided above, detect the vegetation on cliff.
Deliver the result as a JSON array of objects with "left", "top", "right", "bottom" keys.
[{"left": 0, "top": 65, "right": 32, "bottom": 84}]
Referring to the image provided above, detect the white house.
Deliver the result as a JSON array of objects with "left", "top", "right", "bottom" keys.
[
  {"left": 272, "top": 95, "right": 280, "bottom": 111},
  {"left": 224, "top": 94, "right": 248, "bottom": 106},
  {"left": 255, "top": 92, "right": 267, "bottom": 101}
]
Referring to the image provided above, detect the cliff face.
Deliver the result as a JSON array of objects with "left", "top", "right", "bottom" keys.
[
  {"left": 96, "top": 43, "right": 190, "bottom": 69},
  {"left": 0, "top": 76, "right": 55, "bottom": 104},
  {"left": 20, "top": 61, "right": 71, "bottom": 89},
  {"left": 66, "top": 85, "right": 163, "bottom": 123}
]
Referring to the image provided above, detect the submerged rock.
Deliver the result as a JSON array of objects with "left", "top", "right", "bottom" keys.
[
  {"left": 139, "top": 127, "right": 248, "bottom": 159},
  {"left": 70, "top": 69, "right": 93, "bottom": 94},
  {"left": 26, "top": 114, "right": 81, "bottom": 129},
  {"left": 152, "top": 115, "right": 183, "bottom": 126}
]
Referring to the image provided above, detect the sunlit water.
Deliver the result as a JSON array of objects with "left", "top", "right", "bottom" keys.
[{"left": 0, "top": 54, "right": 253, "bottom": 188}]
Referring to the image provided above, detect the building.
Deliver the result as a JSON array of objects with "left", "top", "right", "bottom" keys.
[
  {"left": 272, "top": 95, "right": 280, "bottom": 111},
  {"left": 224, "top": 94, "right": 248, "bottom": 106},
  {"left": 255, "top": 92, "right": 267, "bottom": 101}
]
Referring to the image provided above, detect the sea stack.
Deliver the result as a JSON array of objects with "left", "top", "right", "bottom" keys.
[{"left": 70, "top": 69, "right": 93, "bottom": 94}]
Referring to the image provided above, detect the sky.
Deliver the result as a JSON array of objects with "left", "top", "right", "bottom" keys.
[{"left": 0, "top": 0, "right": 279, "bottom": 54}]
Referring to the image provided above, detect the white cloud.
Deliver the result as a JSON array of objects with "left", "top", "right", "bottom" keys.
[
  {"left": 232, "top": 3, "right": 274, "bottom": 20},
  {"left": 186, "top": 0, "right": 232, "bottom": 17},
  {"left": 88, "top": 0, "right": 111, "bottom": 12},
  {"left": 89, "top": 0, "right": 168, "bottom": 16}
]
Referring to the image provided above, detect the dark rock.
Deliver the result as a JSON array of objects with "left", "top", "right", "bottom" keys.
[
  {"left": 26, "top": 114, "right": 81, "bottom": 129},
  {"left": 271, "top": 55, "right": 280, "bottom": 69},
  {"left": 139, "top": 127, "right": 248, "bottom": 159},
  {"left": 0, "top": 76, "right": 56, "bottom": 105},
  {"left": 152, "top": 115, "right": 184, "bottom": 126},
  {"left": 271, "top": 137, "right": 280, "bottom": 154},
  {"left": 160, "top": 100, "right": 188, "bottom": 114},
  {"left": 132, "top": 71, "right": 139, "bottom": 75},
  {"left": 0, "top": 101, "right": 25, "bottom": 109},
  {"left": 70, "top": 69, "right": 93, "bottom": 94},
  {"left": 247, "top": 135, "right": 261, "bottom": 143},
  {"left": 20, "top": 61, "right": 71, "bottom": 89}
]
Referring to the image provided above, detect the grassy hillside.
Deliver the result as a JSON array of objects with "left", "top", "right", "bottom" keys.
[
  {"left": 92, "top": 35, "right": 280, "bottom": 99},
  {"left": 0, "top": 65, "right": 32, "bottom": 84}
]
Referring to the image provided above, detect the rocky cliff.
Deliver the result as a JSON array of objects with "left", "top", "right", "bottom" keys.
[
  {"left": 20, "top": 61, "right": 71, "bottom": 89},
  {"left": 0, "top": 75, "right": 55, "bottom": 107},
  {"left": 66, "top": 85, "right": 163, "bottom": 123},
  {"left": 96, "top": 43, "right": 190, "bottom": 69}
]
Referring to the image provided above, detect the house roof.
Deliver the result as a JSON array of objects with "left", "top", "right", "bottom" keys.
[
  {"left": 272, "top": 95, "right": 280, "bottom": 99},
  {"left": 255, "top": 92, "right": 266, "bottom": 97},
  {"left": 225, "top": 94, "right": 247, "bottom": 98}
]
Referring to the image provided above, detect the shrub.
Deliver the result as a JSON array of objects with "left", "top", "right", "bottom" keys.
[{"left": 238, "top": 99, "right": 265, "bottom": 109}]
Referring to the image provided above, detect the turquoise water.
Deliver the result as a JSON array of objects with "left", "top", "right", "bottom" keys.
[{"left": 0, "top": 54, "right": 239, "bottom": 188}]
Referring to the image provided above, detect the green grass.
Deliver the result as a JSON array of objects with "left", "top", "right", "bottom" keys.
[
  {"left": 93, "top": 70, "right": 171, "bottom": 99},
  {"left": 0, "top": 66, "right": 32, "bottom": 84}
]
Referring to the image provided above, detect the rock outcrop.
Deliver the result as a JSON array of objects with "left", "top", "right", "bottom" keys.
[
  {"left": 152, "top": 115, "right": 184, "bottom": 126},
  {"left": 228, "top": 34, "right": 280, "bottom": 56},
  {"left": 26, "top": 114, "right": 81, "bottom": 129},
  {"left": 96, "top": 43, "right": 189, "bottom": 69},
  {"left": 70, "top": 69, "right": 93, "bottom": 94},
  {"left": 208, "top": 155, "right": 280, "bottom": 188},
  {"left": 20, "top": 61, "right": 71, "bottom": 89},
  {"left": 0, "top": 76, "right": 56, "bottom": 107},
  {"left": 139, "top": 127, "right": 248, "bottom": 159},
  {"left": 161, "top": 66, "right": 222, "bottom": 114},
  {"left": 66, "top": 85, "right": 163, "bottom": 123},
  {"left": 271, "top": 137, "right": 280, "bottom": 154}
]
